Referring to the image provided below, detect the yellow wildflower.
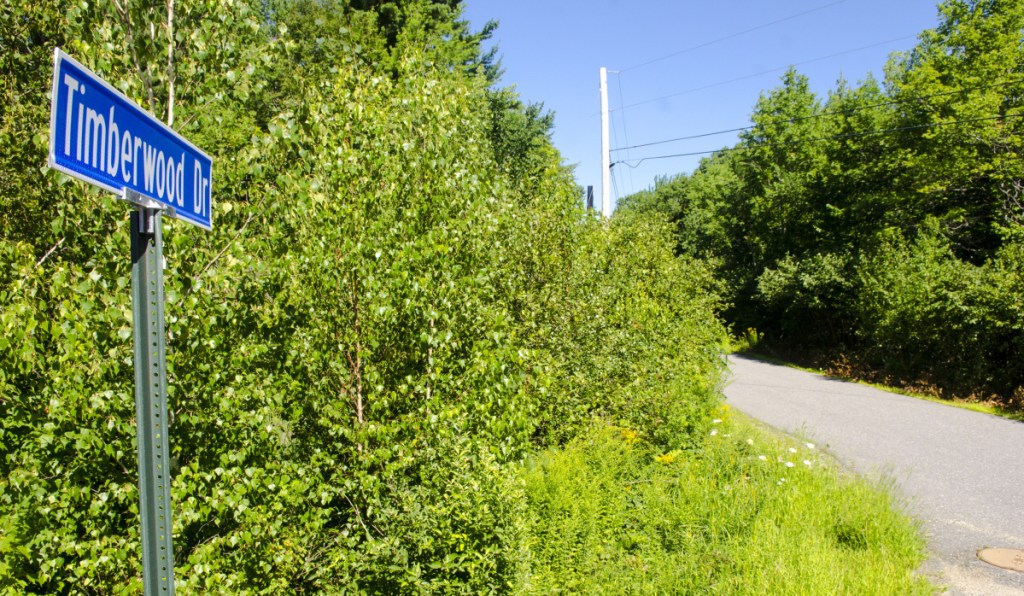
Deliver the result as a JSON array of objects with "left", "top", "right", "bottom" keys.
[{"left": 655, "top": 450, "right": 682, "bottom": 464}]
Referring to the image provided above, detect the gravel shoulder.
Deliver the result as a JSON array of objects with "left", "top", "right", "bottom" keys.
[{"left": 724, "top": 354, "right": 1024, "bottom": 596}]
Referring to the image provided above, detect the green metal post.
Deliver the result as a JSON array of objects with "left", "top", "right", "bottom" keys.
[{"left": 131, "top": 207, "right": 176, "bottom": 595}]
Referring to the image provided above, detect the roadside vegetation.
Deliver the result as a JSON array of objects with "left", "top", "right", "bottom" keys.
[
  {"left": 620, "top": 0, "right": 1024, "bottom": 412},
  {"left": 1, "top": 0, "right": 931, "bottom": 592},
  {"left": 519, "top": 412, "right": 932, "bottom": 594}
]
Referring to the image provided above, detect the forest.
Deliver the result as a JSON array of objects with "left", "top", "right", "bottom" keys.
[
  {"left": 1, "top": 0, "right": 730, "bottom": 591},
  {"left": 621, "top": 0, "right": 1024, "bottom": 407}
]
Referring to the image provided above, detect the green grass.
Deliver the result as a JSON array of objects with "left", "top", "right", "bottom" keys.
[{"left": 515, "top": 413, "right": 934, "bottom": 594}]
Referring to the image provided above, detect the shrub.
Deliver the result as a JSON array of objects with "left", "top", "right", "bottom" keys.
[
  {"left": 856, "top": 222, "right": 1024, "bottom": 398},
  {"left": 755, "top": 252, "right": 856, "bottom": 348}
]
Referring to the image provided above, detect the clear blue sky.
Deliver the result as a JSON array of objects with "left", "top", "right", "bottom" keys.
[{"left": 462, "top": 0, "right": 942, "bottom": 208}]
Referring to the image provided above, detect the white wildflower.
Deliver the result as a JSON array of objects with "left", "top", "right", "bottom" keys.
[
  {"left": 805, "top": 442, "right": 815, "bottom": 450},
  {"left": 785, "top": 461, "right": 795, "bottom": 468}
]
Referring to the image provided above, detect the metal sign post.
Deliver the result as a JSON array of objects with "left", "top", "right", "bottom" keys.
[
  {"left": 48, "top": 48, "right": 213, "bottom": 595},
  {"left": 130, "top": 198, "right": 175, "bottom": 595}
]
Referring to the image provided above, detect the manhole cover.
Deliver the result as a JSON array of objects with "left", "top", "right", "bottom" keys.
[{"left": 978, "top": 548, "right": 1024, "bottom": 572}]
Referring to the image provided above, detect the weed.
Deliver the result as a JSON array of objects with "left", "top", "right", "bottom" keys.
[{"left": 517, "top": 417, "right": 934, "bottom": 594}]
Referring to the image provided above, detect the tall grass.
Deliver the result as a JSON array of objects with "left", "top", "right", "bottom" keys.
[{"left": 516, "top": 411, "right": 933, "bottom": 594}]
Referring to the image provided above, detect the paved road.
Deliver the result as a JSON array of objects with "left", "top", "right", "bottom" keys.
[{"left": 724, "top": 355, "right": 1024, "bottom": 595}]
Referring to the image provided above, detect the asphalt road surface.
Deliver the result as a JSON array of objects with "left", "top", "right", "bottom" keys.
[{"left": 724, "top": 355, "right": 1024, "bottom": 595}]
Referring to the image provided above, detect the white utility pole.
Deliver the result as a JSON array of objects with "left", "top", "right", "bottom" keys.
[{"left": 599, "top": 67, "right": 612, "bottom": 218}]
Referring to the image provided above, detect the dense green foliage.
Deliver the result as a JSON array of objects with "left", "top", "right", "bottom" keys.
[
  {"left": 621, "top": 0, "right": 1024, "bottom": 404},
  {"left": 519, "top": 416, "right": 931, "bottom": 594},
  {"left": 1, "top": 0, "right": 727, "bottom": 591}
]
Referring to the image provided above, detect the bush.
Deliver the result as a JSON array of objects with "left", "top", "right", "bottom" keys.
[
  {"left": 755, "top": 252, "right": 856, "bottom": 348},
  {"left": 856, "top": 222, "right": 1024, "bottom": 398}
]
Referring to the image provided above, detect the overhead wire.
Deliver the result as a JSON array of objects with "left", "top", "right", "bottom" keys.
[
  {"left": 608, "top": 104, "right": 624, "bottom": 202},
  {"left": 600, "top": 4, "right": 1016, "bottom": 187},
  {"left": 620, "top": 0, "right": 847, "bottom": 73},
  {"left": 610, "top": 78, "right": 1024, "bottom": 153},
  {"left": 612, "top": 111, "right": 1024, "bottom": 168},
  {"left": 616, "top": 35, "right": 918, "bottom": 113},
  {"left": 614, "top": 72, "right": 637, "bottom": 196},
  {"left": 613, "top": 126, "right": 753, "bottom": 152},
  {"left": 610, "top": 160, "right": 622, "bottom": 201}
]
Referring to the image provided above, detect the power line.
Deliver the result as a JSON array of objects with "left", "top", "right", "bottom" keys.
[
  {"left": 617, "top": 35, "right": 918, "bottom": 112},
  {"left": 613, "top": 112, "right": 1024, "bottom": 168},
  {"left": 621, "top": 0, "right": 847, "bottom": 73},
  {"left": 610, "top": 78, "right": 1024, "bottom": 153},
  {"left": 614, "top": 73, "right": 636, "bottom": 196},
  {"left": 610, "top": 159, "right": 622, "bottom": 201},
  {"left": 612, "top": 126, "right": 752, "bottom": 152},
  {"left": 609, "top": 97, "right": 625, "bottom": 202}
]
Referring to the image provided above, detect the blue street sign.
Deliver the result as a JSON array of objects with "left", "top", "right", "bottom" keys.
[{"left": 49, "top": 48, "right": 213, "bottom": 229}]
